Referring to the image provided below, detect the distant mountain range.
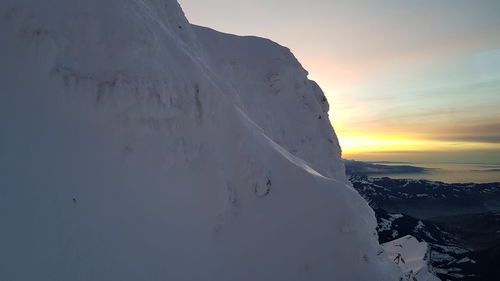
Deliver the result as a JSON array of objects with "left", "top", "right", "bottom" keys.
[
  {"left": 347, "top": 163, "right": 500, "bottom": 281},
  {"left": 350, "top": 175, "right": 500, "bottom": 218}
]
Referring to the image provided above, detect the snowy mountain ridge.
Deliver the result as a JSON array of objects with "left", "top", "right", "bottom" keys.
[{"left": 1, "top": 1, "right": 427, "bottom": 280}]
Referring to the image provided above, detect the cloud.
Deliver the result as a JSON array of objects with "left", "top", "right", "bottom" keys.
[
  {"left": 437, "top": 136, "right": 500, "bottom": 144},
  {"left": 481, "top": 169, "right": 500, "bottom": 172},
  {"left": 343, "top": 149, "right": 500, "bottom": 165},
  {"left": 424, "top": 123, "right": 500, "bottom": 144},
  {"left": 343, "top": 160, "right": 430, "bottom": 176}
]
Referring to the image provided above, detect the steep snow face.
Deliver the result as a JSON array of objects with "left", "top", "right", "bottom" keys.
[
  {"left": 193, "top": 26, "right": 345, "bottom": 180},
  {"left": 0, "top": 1, "right": 399, "bottom": 280}
]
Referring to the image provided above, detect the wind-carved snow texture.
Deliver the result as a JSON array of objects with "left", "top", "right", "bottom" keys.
[{"left": 1, "top": 1, "right": 403, "bottom": 280}]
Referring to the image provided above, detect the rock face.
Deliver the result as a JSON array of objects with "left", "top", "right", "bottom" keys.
[{"left": 0, "top": 1, "right": 400, "bottom": 280}]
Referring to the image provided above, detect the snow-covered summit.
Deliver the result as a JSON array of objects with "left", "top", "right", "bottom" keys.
[
  {"left": 1, "top": 1, "right": 402, "bottom": 280},
  {"left": 194, "top": 25, "right": 345, "bottom": 180}
]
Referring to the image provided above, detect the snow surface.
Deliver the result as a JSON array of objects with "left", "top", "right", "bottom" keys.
[
  {"left": 0, "top": 0, "right": 404, "bottom": 280},
  {"left": 383, "top": 235, "right": 441, "bottom": 281}
]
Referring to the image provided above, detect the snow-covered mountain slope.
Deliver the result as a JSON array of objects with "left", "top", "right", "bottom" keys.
[
  {"left": 1, "top": 1, "right": 400, "bottom": 280},
  {"left": 350, "top": 175, "right": 500, "bottom": 280},
  {"left": 383, "top": 236, "right": 441, "bottom": 281},
  {"left": 374, "top": 209, "right": 475, "bottom": 280},
  {"left": 193, "top": 25, "right": 346, "bottom": 180},
  {"left": 349, "top": 175, "right": 500, "bottom": 218}
]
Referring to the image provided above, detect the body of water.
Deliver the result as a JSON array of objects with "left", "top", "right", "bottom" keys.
[{"left": 369, "top": 162, "right": 500, "bottom": 183}]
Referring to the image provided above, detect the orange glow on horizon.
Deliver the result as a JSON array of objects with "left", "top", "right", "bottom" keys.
[
  {"left": 339, "top": 134, "right": 424, "bottom": 155},
  {"left": 339, "top": 133, "right": 500, "bottom": 157}
]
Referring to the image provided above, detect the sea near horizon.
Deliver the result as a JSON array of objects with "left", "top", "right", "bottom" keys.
[{"left": 368, "top": 162, "right": 500, "bottom": 184}]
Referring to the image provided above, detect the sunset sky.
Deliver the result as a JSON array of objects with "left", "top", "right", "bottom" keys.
[{"left": 179, "top": 0, "right": 500, "bottom": 164}]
